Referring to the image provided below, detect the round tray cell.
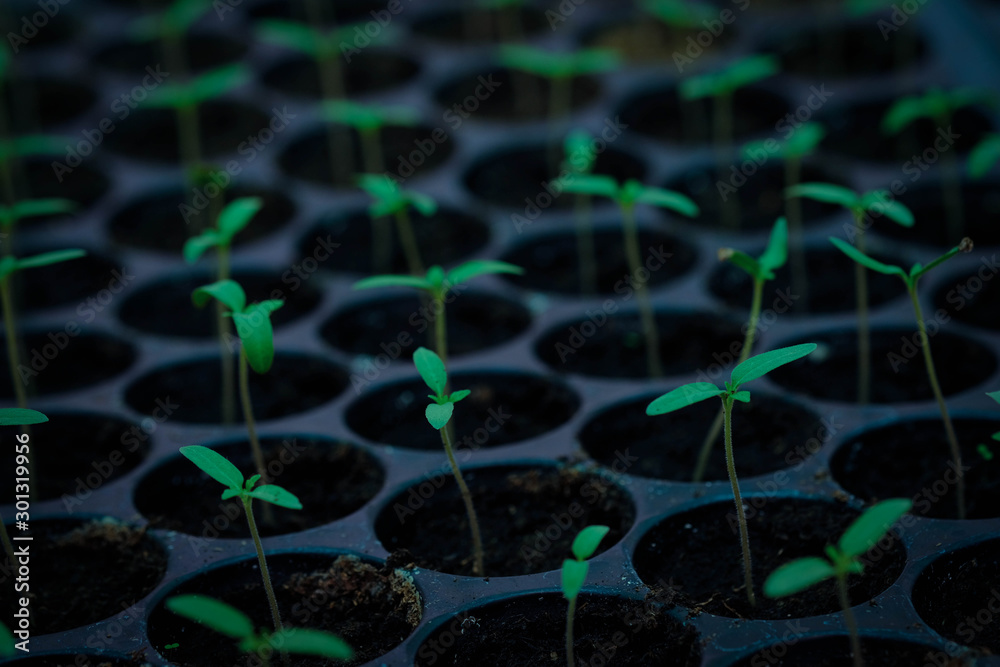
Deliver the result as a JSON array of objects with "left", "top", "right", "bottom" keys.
[
  {"left": 464, "top": 142, "right": 644, "bottom": 210},
  {"left": 261, "top": 51, "right": 419, "bottom": 98},
  {"left": 535, "top": 310, "right": 744, "bottom": 379},
  {"left": 414, "top": 592, "right": 701, "bottom": 667},
  {"left": 500, "top": 227, "right": 696, "bottom": 296},
  {"left": 820, "top": 97, "right": 994, "bottom": 164},
  {"left": 103, "top": 100, "right": 271, "bottom": 163},
  {"left": 664, "top": 160, "right": 847, "bottom": 231},
  {"left": 433, "top": 68, "right": 601, "bottom": 122},
  {"left": 9, "top": 247, "right": 122, "bottom": 314},
  {"left": 582, "top": 15, "right": 736, "bottom": 63},
  {"left": 766, "top": 328, "right": 998, "bottom": 404},
  {"left": 249, "top": 0, "right": 389, "bottom": 24},
  {"left": 633, "top": 496, "right": 908, "bottom": 619},
  {"left": 109, "top": 184, "right": 294, "bottom": 254},
  {"left": 933, "top": 266, "right": 1000, "bottom": 331},
  {"left": 913, "top": 538, "right": 1000, "bottom": 655},
  {"left": 278, "top": 123, "right": 453, "bottom": 187},
  {"left": 831, "top": 417, "right": 1000, "bottom": 520},
  {"left": 618, "top": 85, "right": 788, "bottom": 145},
  {"left": 731, "top": 636, "right": 962, "bottom": 666},
  {"left": 124, "top": 353, "right": 348, "bottom": 425},
  {"left": 0, "top": 331, "right": 136, "bottom": 398},
  {"left": 134, "top": 437, "right": 384, "bottom": 538},
  {"left": 298, "top": 205, "right": 489, "bottom": 276},
  {"left": 5, "top": 76, "right": 96, "bottom": 131},
  {"left": 93, "top": 33, "right": 247, "bottom": 75},
  {"left": 580, "top": 392, "right": 821, "bottom": 481},
  {"left": 708, "top": 245, "right": 908, "bottom": 315},
  {"left": 322, "top": 292, "right": 530, "bottom": 360},
  {"left": 1, "top": 412, "right": 147, "bottom": 504},
  {"left": 412, "top": 7, "right": 550, "bottom": 43},
  {"left": 119, "top": 269, "right": 321, "bottom": 338},
  {"left": 346, "top": 371, "right": 579, "bottom": 450},
  {"left": 882, "top": 181, "right": 1000, "bottom": 248},
  {"left": 20, "top": 158, "right": 109, "bottom": 213},
  {"left": 374, "top": 465, "right": 635, "bottom": 577},
  {"left": 0, "top": 518, "right": 167, "bottom": 634},
  {"left": 146, "top": 552, "right": 421, "bottom": 667}
]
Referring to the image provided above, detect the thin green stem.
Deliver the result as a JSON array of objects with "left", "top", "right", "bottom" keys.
[
  {"left": 239, "top": 348, "right": 273, "bottom": 524},
  {"left": 909, "top": 285, "right": 965, "bottom": 519},
  {"left": 361, "top": 128, "right": 393, "bottom": 274},
  {"left": 178, "top": 103, "right": 202, "bottom": 185},
  {"left": 565, "top": 596, "right": 577, "bottom": 667},
  {"left": 575, "top": 193, "right": 596, "bottom": 295},
  {"left": 854, "top": 214, "right": 870, "bottom": 405},
  {"left": 549, "top": 76, "right": 573, "bottom": 175},
  {"left": 724, "top": 396, "right": 755, "bottom": 606},
  {"left": 242, "top": 497, "right": 288, "bottom": 667},
  {"left": 434, "top": 291, "right": 448, "bottom": 370},
  {"left": 716, "top": 91, "right": 740, "bottom": 230},
  {"left": 784, "top": 156, "right": 808, "bottom": 310},
  {"left": 394, "top": 207, "right": 424, "bottom": 276},
  {"left": 440, "top": 423, "right": 483, "bottom": 576},
  {"left": 217, "top": 246, "right": 235, "bottom": 425},
  {"left": 836, "top": 572, "right": 863, "bottom": 667},
  {"left": 621, "top": 204, "right": 662, "bottom": 378}
]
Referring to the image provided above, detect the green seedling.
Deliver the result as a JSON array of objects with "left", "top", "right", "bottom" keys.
[
  {"left": 191, "top": 280, "right": 283, "bottom": 497},
  {"left": 641, "top": 0, "right": 715, "bottom": 28},
  {"left": 680, "top": 54, "right": 779, "bottom": 229},
  {"left": 787, "top": 183, "right": 913, "bottom": 405},
  {"left": 561, "top": 525, "right": 609, "bottom": 667},
  {"left": 357, "top": 173, "right": 434, "bottom": 277},
  {"left": 562, "top": 130, "right": 599, "bottom": 294},
  {"left": 742, "top": 122, "right": 825, "bottom": 304},
  {"left": 692, "top": 217, "right": 788, "bottom": 482},
  {"left": 166, "top": 594, "right": 352, "bottom": 667},
  {"left": 647, "top": 343, "right": 819, "bottom": 606},
  {"left": 0, "top": 407, "right": 47, "bottom": 573},
  {"left": 559, "top": 175, "right": 699, "bottom": 378},
  {"left": 184, "top": 197, "right": 263, "bottom": 425},
  {"left": 831, "top": 236, "right": 974, "bottom": 519},
  {"left": 353, "top": 260, "right": 523, "bottom": 368},
  {"left": 968, "top": 133, "right": 1000, "bottom": 179},
  {"left": 882, "top": 87, "right": 995, "bottom": 242},
  {"left": 765, "top": 498, "right": 912, "bottom": 667},
  {"left": 413, "top": 346, "right": 483, "bottom": 576},
  {"left": 179, "top": 445, "right": 301, "bottom": 659},
  {"left": 131, "top": 0, "right": 211, "bottom": 80}
]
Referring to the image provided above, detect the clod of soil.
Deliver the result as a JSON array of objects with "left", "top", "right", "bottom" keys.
[
  {"left": 932, "top": 266, "right": 1000, "bottom": 331},
  {"left": 633, "top": 497, "right": 908, "bottom": 619},
  {"left": 261, "top": 52, "right": 419, "bottom": 98},
  {"left": 93, "top": 33, "right": 247, "bottom": 75},
  {"left": 0, "top": 332, "right": 136, "bottom": 398},
  {"left": 433, "top": 68, "right": 601, "bottom": 122},
  {"left": 412, "top": 7, "right": 550, "bottom": 43},
  {"left": 374, "top": 465, "right": 635, "bottom": 576},
  {"left": 730, "top": 636, "right": 970, "bottom": 666},
  {"left": 764, "top": 21, "right": 926, "bottom": 77}
]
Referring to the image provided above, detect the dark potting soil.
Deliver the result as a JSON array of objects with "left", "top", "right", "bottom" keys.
[
  {"left": 581, "top": 16, "right": 736, "bottom": 63},
  {"left": 767, "top": 328, "right": 999, "bottom": 404},
  {"left": 633, "top": 497, "right": 908, "bottom": 620},
  {"left": 374, "top": 465, "right": 636, "bottom": 577},
  {"left": 534, "top": 311, "right": 745, "bottom": 379},
  {"left": 412, "top": 7, "right": 550, "bottom": 43},
  {"left": 579, "top": 392, "right": 821, "bottom": 481},
  {"left": 298, "top": 205, "right": 490, "bottom": 275},
  {"left": 932, "top": 265, "right": 1000, "bottom": 331},
  {"left": 4, "top": 76, "right": 96, "bottom": 131},
  {"left": 730, "top": 636, "right": 968, "bottom": 667},
  {"left": 0, "top": 412, "right": 146, "bottom": 504},
  {"left": 322, "top": 292, "right": 531, "bottom": 360},
  {"left": 123, "top": 353, "right": 348, "bottom": 424},
  {"left": 433, "top": 68, "right": 601, "bottom": 122},
  {"left": 413, "top": 592, "right": 702, "bottom": 667},
  {"left": 260, "top": 52, "right": 420, "bottom": 99},
  {"left": 93, "top": 33, "right": 248, "bottom": 76},
  {"left": 346, "top": 371, "right": 579, "bottom": 450},
  {"left": 10, "top": 247, "right": 122, "bottom": 314},
  {"left": 499, "top": 226, "right": 697, "bottom": 295},
  {"left": 707, "top": 245, "right": 908, "bottom": 315},
  {"left": 0, "top": 332, "right": 136, "bottom": 398},
  {"left": 118, "top": 269, "right": 322, "bottom": 338},
  {"left": 146, "top": 553, "right": 422, "bottom": 667},
  {"left": 830, "top": 417, "right": 1000, "bottom": 520},
  {"left": 0, "top": 519, "right": 166, "bottom": 634},
  {"left": 885, "top": 181, "right": 1000, "bottom": 247},
  {"left": 134, "top": 438, "right": 384, "bottom": 538}
]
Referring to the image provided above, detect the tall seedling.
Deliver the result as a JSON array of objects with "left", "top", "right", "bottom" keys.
[
  {"left": 357, "top": 174, "right": 434, "bottom": 276},
  {"left": 561, "top": 525, "right": 609, "bottom": 667},
  {"left": 561, "top": 130, "right": 598, "bottom": 295}
]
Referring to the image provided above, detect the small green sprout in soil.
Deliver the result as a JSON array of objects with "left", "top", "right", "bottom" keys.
[
  {"left": 562, "top": 524, "right": 609, "bottom": 667},
  {"left": 558, "top": 175, "right": 699, "bottom": 378},
  {"left": 693, "top": 216, "right": 788, "bottom": 482},
  {"left": 184, "top": 197, "right": 263, "bottom": 424},
  {"left": 179, "top": 444, "right": 303, "bottom": 654},
  {"left": 413, "top": 346, "right": 484, "bottom": 577},
  {"left": 968, "top": 133, "right": 1000, "bottom": 180},
  {"left": 165, "top": 594, "right": 353, "bottom": 667},
  {"left": 647, "top": 343, "right": 818, "bottom": 606},
  {"left": 562, "top": 129, "right": 599, "bottom": 295},
  {"left": 787, "top": 182, "right": 913, "bottom": 404},
  {"left": 831, "top": 235, "right": 974, "bottom": 519},
  {"left": 0, "top": 407, "right": 47, "bottom": 572},
  {"left": 353, "top": 260, "right": 523, "bottom": 367},
  {"left": 764, "top": 498, "right": 912, "bottom": 667},
  {"left": 357, "top": 173, "right": 436, "bottom": 276}
]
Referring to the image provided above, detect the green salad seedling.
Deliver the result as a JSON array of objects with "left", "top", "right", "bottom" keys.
[
  {"left": 831, "top": 236, "right": 974, "bottom": 518},
  {"left": 413, "top": 346, "right": 484, "bottom": 576},
  {"left": 559, "top": 175, "right": 699, "bottom": 378},
  {"left": 692, "top": 217, "right": 788, "bottom": 482},
  {"left": 765, "top": 498, "right": 912, "bottom": 667},
  {"left": 968, "top": 133, "right": 1000, "bottom": 180},
  {"left": 179, "top": 445, "right": 301, "bottom": 659},
  {"left": 357, "top": 173, "right": 434, "bottom": 276},
  {"left": 561, "top": 525, "right": 609, "bottom": 667},
  {"left": 166, "top": 594, "right": 352, "bottom": 667},
  {"left": 0, "top": 407, "right": 47, "bottom": 571},
  {"left": 562, "top": 129, "right": 599, "bottom": 294},
  {"left": 647, "top": 343, "right": 818, "bottom": 606},
  {"left": 787, "top": 183, "right": 913, "bottom": 405}
]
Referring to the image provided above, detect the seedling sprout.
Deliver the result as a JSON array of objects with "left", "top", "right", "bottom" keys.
[
  {"left": 561, "top": 130, "right": 599, "bottom": 295},
  {"left": 357, "top": 174, "right": 435, "bottom": 276},
  {"left": 0, "top": 407, "right": 47, "bottom": 571},
  {"left": 561, "top": 524, "right": 609, "bottom": 667},
  {"left": 969, "top": 133, "right": 1000, "bottom": 179}
]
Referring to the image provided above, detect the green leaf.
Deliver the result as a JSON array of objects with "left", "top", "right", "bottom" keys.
[
  {"left": 758, "top": 217, "right": 788, "bottom": 274},
  {"left": 969, "top": 134, "right": 1000, "bottom": 179},
  {"left": 352, "top": 274, "right": 432, "bottom": 291},
  {"left": 720, "top": 248, "right": 762, "bottom": 279},
  {"left": 450, "top": 389, "right": 471, "bottom": 403},
  {"left": 425, "top": 402, "right": 454, "bottom": 430},
  {"left": 763, "top": 557, "right": 836, "bottom": 598},
  {"left": 642, "top": 0, "right": 715, "bottom": 27},
  {"left": 165, "top": 595, "right": 254, "bottom": 639},
  {"left": 859, "top": 191, "right": 914, "bottom": 227},
  {"left": 183, "top": 230, "right": 221, "bottom": 264},
  {"left": 179, "top": 445, "right": 244, "bottom": 491},
  {"left": 783, "top": 122, "right": 826, "bottom": 158},
  {"left": 147, "top": 64, "right": 248, "bottom": 108},
  {"left": 881, "top": 95, "right": 927, "bottom": 135},
  {"left": 217, "top": 197, "right": 263, "bottom": 239},
  {"left": 0, "top": 622, "right": 14, "bottom": 657},
  {"left": 247, "top": 484, "right": 303, "bottom": 510},
  {"left": 446, "top": 260, "right": 524, "bottom": 286},
  {"left": 0, "top": 408, "right": 48, "bottom": 426},
  {"left": 274, "top": 627, "right": 354, "bottom": 660},
  {"left": 322, "top": 100, "right": 420, "bottom": 130},
  {"left": 730, "top": 390, "right": 750, "bottom": 403},
  {"left": 845, "top": 0, "right": 893, "bottom": 16},
  {"left": 571, "top": 525, "right": 610, "bottom": 560},
  {"left": 680, "top": 54, "right": 778, "bottom": 100},
  {"left": 730, "top": 343, "right": 818, "bottom": 388},
  {"left": 499, "top": 46, "right": 618, "bottom": 79},
  {"left": 561, "top": 558, "right": 589, "bottom": 600},
  {"left": 987, "top": 390, "right": 1000, "bottom": 405},
  {"left": 785, "top": 183, "right": 858, "bottom": 208},
  {"left": 13, "top": 249, "right": 86, "bottom": 274},
  {"left": 4, "top": 198, "right": 78, "bottom": 226},
  {"left": 0, "top": 135, "right": 69, "bottom": 163},
  {"left": 563, "top": 129, "right": 596, "bottom": 174},
  {"left": 646, "top": 383, "right": 725, "bottom": 415},
  {"left": 829, "top": 237, "right": 908, "bottom": 279},
  {"left": 838, "top": 498, "right": 912, "bottom": 558},
  {"left": 192, "top": 279, "right": 247, "bottom": 313},
  {"left": 233, "top": 300, "right": 282, "bottom": 374},
  {"left": 634, "top": 186, "right": 700, "bottom": 218},
  {"left": 257, "top": 19, "right": 322, "bottom": 56},
  {"left": 559, "top": 173, "right": 620, "bottom": 199},
  {"left": 132, "top": 0, "right": 212, "bottom": 38},
  {"left": 414, "top": 346, "right": 448, "bottom": 396},
  {"left": 409, "top": 192, "right": 438, "bottom": 217}
]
